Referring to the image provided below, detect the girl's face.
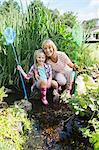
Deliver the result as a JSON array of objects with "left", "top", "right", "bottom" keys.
[
  {"left": 36, "top": 52, "right": 46, "bottom": 66},
  {"left": 43, "top": 44, "right": 54, "bottom": 57}
]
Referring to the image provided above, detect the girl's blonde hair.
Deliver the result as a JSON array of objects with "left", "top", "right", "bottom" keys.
[
  {"left": 33, "top": 49, "right": 45, "bottom": 67},
  {"left": 42, "top": 39, "right": 57, "bottom": 53}
]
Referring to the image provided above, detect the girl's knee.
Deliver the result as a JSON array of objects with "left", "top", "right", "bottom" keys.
[{"left": 40, "top": 80, "right": 47, "bottom": 87}]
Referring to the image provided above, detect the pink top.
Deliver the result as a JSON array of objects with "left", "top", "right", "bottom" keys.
[
  {"left": 47, "top": 51, "right": 71, "bottom": 73},
  {"left": 26, "top": 63, "right": 52, "bottom": 80}
]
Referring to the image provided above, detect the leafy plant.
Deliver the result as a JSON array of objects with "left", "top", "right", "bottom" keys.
[
  {"left": 0, "top": 105, "right": 32, "bottom": 150},
  {"left": 61, "top": 74, "right": 99, "bottom": 150},
  {"left": 81, "top": 118, "right": 99, "bottom": 150},
  {"left": 61, "top": 84, "right": 99, "bottom": 115},
  {"left": 0, "top": 86, "right": 7, "bottom": 101}
]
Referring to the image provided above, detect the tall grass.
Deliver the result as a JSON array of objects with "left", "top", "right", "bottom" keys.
[
  {"left": 0, "top": 0, "right": 75, "bottom": 86},
  {"left": 0, "top": 0, "right": 96, "bottom": 86}
]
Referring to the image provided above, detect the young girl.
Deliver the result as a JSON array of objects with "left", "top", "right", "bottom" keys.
[
  {"left": 17, "top": 49, "right": 58, "bottom": 105},
  {"left": 42, "top": 39, "right": 76, "bottom": 98}
]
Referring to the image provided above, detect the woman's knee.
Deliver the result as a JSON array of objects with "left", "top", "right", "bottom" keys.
[
  {"left": 64, "top": 66, "right": 73, "bottom": 77},
  {"left": 51, "top": 80, "right": 58, "bottom": 89},
  {"left": 55, "top": 73, "right": 67, "bottom": 86}
]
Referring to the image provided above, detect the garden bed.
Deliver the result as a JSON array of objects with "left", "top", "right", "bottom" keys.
[
  {"left": 1, "top": 64, "right": 99, "bottom": 150},
  {"left": 2, "top": 88, "right": 93, "bottom": 150}
]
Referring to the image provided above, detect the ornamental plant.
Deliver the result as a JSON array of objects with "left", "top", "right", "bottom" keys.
[
  {"left": 0, "top": 106, "right": 32, "bottom": 150},
  {"left": 60, "top": 73, "right": 99, "bottom": 150}
]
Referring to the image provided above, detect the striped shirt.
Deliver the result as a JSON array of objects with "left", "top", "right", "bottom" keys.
[{"left": 26, "top": 63, "right": 52, "bottom": 80}]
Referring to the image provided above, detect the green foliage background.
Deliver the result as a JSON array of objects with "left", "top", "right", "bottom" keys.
[
  {"left": 0, "top": 0, "right": 98, "bottom": 86},
  {"left": 0, "top": 0, "right": 79, "bottom": 86},
  {"left": 0, "top": 1, "right": 98, "bottom": 149}
]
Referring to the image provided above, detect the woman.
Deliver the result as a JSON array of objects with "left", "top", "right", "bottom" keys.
[{"left": 42, "top": 39, "right": 76, "bottom": 98}]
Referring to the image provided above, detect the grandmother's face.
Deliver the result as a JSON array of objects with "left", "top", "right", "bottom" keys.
[{"left": 43, "top": 44, "right": 54, "bottom": 57}]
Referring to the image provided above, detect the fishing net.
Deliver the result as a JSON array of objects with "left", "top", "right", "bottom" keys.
[
  {"left": 72, "top": 23, "right": 83, "bottom": 47},
  {"left": 4, "top": 27, "right": 16, "bottom": 45}
]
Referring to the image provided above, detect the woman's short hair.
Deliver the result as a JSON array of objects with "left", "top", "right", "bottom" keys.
[{"left": 42, "top": 39, "right": 57, "bottom": 52}]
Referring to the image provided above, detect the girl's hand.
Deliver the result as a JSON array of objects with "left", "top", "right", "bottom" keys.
[
  {"left": 35, "top": 74, "right": 40, "bottom": 80},
  {"left": 17, "top": 65, "right": 28, "bottom": 79},
  {"left": 34, "top": 69, "right": 40, "bottom": 80},
  {"left": 47, "top": 79, "right": 51, "bottom": 88},
  {"left": 17, "top": 65, "right": 22, "bottom": 72}
]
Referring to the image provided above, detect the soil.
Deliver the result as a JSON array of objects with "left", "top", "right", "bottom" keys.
[{"left": 3, "top": 84, "right": 93, "bottom": 150}]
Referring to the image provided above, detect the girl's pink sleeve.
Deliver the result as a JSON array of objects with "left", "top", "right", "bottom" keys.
[{"left": 26, "top": 65, "right": 34, "bottom": 79}]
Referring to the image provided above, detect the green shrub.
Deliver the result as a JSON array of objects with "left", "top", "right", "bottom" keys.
[{"left": 0, "top": 106, "right": 32, "bottom": 150}]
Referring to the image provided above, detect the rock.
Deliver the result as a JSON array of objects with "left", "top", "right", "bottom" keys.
[
  {"left": 14, "top": 99, "right": 32, "bottom": 112},
  {"left": 0, "top": 101, "right": 8, "bottom": 109}
]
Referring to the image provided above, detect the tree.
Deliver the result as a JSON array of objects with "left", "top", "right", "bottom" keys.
[
  {"left": 0, "top": 0, "right": 20, "bottom": 14},
  {"left": 60, "top": 11, "right": 77, "bottom": 28},
  {"left": 82, "top": 19, "right": 99, "bottom": 30}
]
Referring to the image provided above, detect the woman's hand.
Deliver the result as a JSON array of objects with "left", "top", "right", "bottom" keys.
[
  {"left": 68, "top": 62, "right": 77, "bottom": 70},
  {"left": 73, "top": 64, "right": 77, "bottom": 71}
]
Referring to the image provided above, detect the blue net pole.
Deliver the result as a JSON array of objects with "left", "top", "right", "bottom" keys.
[
  {"left": 11, "top": 44, "right": 28, "bottom": 100},
  {"left": 4, "top": 27, "right": 28, "bottom": 100}
]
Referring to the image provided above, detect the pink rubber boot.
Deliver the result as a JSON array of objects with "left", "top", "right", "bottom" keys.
[{"left": 41, "top": 88, "right": 48, "bottom": 105}]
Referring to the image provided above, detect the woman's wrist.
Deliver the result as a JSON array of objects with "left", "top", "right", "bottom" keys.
[{"left": 73, "top": 64, "right": 76, "bottom": 70}]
